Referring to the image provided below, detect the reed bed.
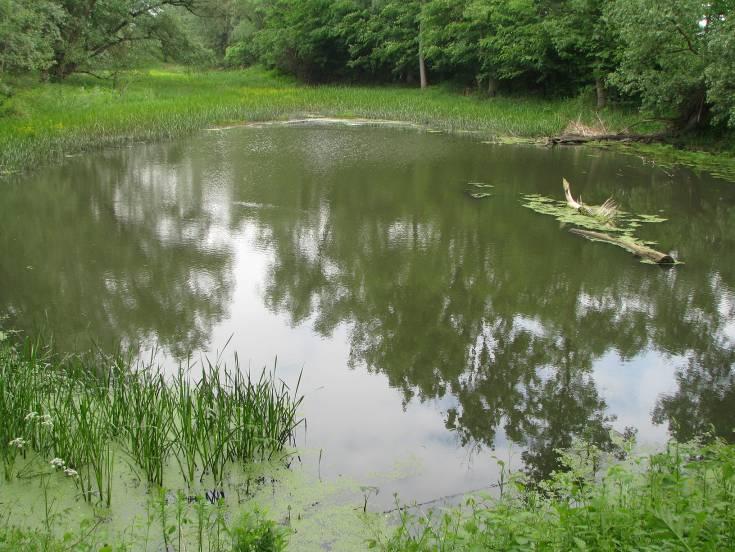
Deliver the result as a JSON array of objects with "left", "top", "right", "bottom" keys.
[{"left": 0, "top": 336, "right": 303, "bottom": 506}]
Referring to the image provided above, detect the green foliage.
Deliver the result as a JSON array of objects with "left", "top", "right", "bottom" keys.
[
  {"left": 35, "top": 0, "right": 202, "bottom": 79},
  {"left": 250, "top": 0, "right": 354, "bottom": 82},
  {"left": 0, "top": 0, "right": 62, "bottom": 104},
  {"left": 0, "top": 67, "right": 658, "bottom": 176},
  {"left": 607, "top": 0, "right": 735, "bottom": 129},
  {"left": 340, "top": 0, "right": 422, "bottom": 83},
  {"left": 544, "top": 0, "right": 616, "bottom": 103},
  {"left": 377, "top": 438, "right": 735, "bottom": 551},
  {"left": 1, "top": 0, "right": 733, "bottom": 132},
  {"left": 421, "top": 0, "right": 487, "bottom": 87},
  {"left": 705, "top": 15, "right": 735, "bottom": 127},
  {"left": 230, "top": 509, "right": 290, "bottom": 552},
  {"left": 0, "top": 335, "right": 303, "bottom": 495},
  {"left": 0, "top": 0, "right": 61, "bottom": 76}
]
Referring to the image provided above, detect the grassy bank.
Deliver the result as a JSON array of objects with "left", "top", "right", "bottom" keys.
[
  {"left": 0, "top": 66, "right": 670, "bottom": 177},
  {"left": 376, "top": 438, "right": 735, "bottom": 551}
]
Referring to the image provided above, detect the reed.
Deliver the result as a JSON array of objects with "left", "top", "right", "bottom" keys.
[{"left": 0, "top": 335, "right": 304, "bottom": 505}]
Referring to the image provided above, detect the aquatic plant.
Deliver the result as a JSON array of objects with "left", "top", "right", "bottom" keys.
[
  {"left": 230, "top": 508, "right": 290, "bottom": 552},
  {"left": 376, "top": 437, "right": 735, "bottom": 551},
  {"left": 0, "top": 336, "right": 304, "bottom": 503},
  {"left": 521, "top": 192, "right": 666, "bottom": 238},
  {"left": 562, "top": 178, "right": 618, "bottom": 222},
  {"left": 0, "top": 484, "right": 288, "bottom": 551}
]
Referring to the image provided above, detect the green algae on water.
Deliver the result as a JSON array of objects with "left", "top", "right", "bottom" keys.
[
  {"left": 520, "top": 193, "right": 679, "bottom": 265},
  {"left": 520, "top": 193, "right": 666, "bottom": 238}
]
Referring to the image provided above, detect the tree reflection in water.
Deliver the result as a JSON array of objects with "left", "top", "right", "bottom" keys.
[{"left": 3, "top": 127, "right": 735, "bottom": 482}]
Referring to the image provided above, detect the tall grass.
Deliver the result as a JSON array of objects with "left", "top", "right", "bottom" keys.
[
  {"left": 0, "top": 66, "right": 654, "bottom": 176},
  {"left": 0, "top": 335, "right": 304, "bottom": 504}
]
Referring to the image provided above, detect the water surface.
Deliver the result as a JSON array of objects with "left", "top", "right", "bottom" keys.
[{"left": 2, "top": 125, "right": 734, "bottom": 506}]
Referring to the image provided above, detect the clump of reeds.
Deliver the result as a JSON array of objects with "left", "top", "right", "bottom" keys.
[{"left": 0, "top": 335, "right": 303, "bottom": 505}]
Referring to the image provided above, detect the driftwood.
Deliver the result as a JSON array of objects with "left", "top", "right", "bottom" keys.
[
  {"left": 570, "top": 228, "right": 675, "bottom": 264},
  {"left": 550, "top": 133, "right": 665, "bottom": 145},
  {"left": 563, "top": 178, "right": 618, "bottom": 221}
]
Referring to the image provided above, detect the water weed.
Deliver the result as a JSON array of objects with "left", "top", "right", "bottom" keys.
[{"left": 0, "top": 336, "right": 304, "bottom": 503}]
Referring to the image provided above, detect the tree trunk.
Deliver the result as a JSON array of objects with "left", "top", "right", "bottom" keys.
[
  {"left": 487, "top": 77, "right": 498, "bottom": 97},
  {"left": 418, "top": 13, "right": 427, "bottom": 90},
  {"left": 418, "top": 51, "right": 427, "bottom": 89},
  {"left": 595, "top": 77, "right": 606, "bottom": 109},
  {"left": 49, "top": 60, "right": 77, "bottom": 82}
]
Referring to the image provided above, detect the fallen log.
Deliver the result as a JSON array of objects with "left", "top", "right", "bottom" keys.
[
  {"left": 569, "top": 228, "right": 676, "bottom": 265},
  {"left": 550, "top": 133, "right": 666, "bottom": 145}
]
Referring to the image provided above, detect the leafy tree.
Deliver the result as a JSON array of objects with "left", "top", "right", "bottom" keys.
[
  {"left": 481, "top": 0, "right": 550, "bottom": 87},
  {"left": 47, "top": 0, "right": 198, "bottom": 80},
  {"left": 340, "top": 0, "right": 424, "bottom": 84},
  {"left": 421, "top": 0, "right": 486, "bottom": 89},
  {"left": 251, "top": 0, "right": 355, "bottom": 82},
  {"left": 0, "top": 0, "right": 61, "bottom": 97},
  {"left": 607, "top": 0, "right": 735, "bottom": 130},
  {"left": 544, "top": 0, "right": 617, "bottom": 107},
  {"left": 705, "top": 14, "right": 735, "bottom": 127},
  {"left": 222, "top": 0, "right": 266, "bottom": 66}
]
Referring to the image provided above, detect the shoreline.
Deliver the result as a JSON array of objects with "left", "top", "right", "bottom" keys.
[{"left": 1, "top": 67, "right": 733, "bottom": 182}]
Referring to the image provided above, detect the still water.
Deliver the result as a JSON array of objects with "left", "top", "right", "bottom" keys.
[{"left": 2, "top": 124, "right": 734, "bottom": 506}]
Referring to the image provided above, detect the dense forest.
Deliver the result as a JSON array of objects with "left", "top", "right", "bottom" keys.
[{"left": 1, "top": 0, "right": 733, "bottom": 133}]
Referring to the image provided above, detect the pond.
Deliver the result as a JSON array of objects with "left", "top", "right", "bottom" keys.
[{"left": 2, "top": 123, "right": 735, "bottom": 509}]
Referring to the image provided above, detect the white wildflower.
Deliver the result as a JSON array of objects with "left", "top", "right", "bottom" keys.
[
  {"left": 24, "top": 412, "right": 38, "bottom": 421},
  {"left": 50, "top": 458, "right": 65, "bottom": 469},
  {"left": 8, "top": 437, "right": 26, "bottom": 449},
  {"left": 64, "top": 467, "right": 78, "bottom": 478}
]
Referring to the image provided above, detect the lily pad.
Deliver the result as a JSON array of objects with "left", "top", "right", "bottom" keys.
[{"left": 468, "top": 192, "right": 493, "bottom": 199}]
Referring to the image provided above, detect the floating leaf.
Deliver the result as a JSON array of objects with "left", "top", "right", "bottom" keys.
[
  {"left": 469, "top": 182, "right": 494, "bottom": 189},
  {"left": 469, "top": 192, "right": 492, "bottom": 199}
]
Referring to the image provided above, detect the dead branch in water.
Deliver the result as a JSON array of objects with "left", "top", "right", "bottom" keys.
[
  {"left": 570, "top": 228, "right": 675, "bottom": 265},
  {"left": 562, "top": 178, "right": 618, "bottom": 221},
  {"left": 549, "top": 133, "right": 667, "bottom": 145}
]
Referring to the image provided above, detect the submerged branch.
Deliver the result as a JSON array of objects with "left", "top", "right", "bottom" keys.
[{"left": 569, "top": 228, "right": 676, "bottom": 265}]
